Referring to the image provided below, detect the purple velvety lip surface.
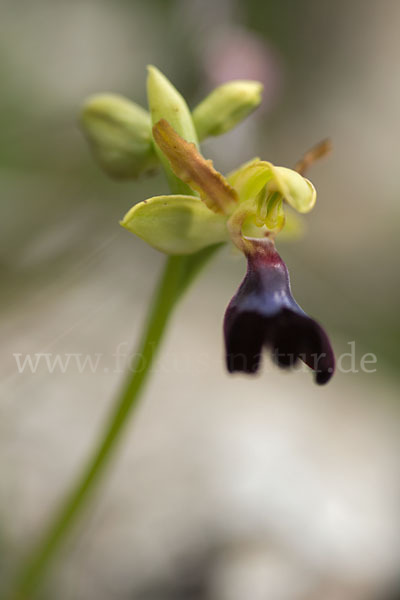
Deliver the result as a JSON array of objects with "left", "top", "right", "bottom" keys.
[{"left": 224, "top": 239, "right": 335, "bottom": 384}]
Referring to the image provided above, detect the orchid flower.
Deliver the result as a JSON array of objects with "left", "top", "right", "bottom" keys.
[
  {"left": 121, "top": 117, "right": 335, "bottom": 384},
  {"left": 81, "top": 66, "right": 334, "bottom": 384}
]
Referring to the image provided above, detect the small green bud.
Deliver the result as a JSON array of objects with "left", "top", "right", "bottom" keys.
[
  {"left": 146, "top": 66, "right": 198, "bottom": 145},
  {"left": 146, "top": 65, "right": 199, "bottom": 195},
  {"left": 80, "top": 94, "right": 158, "bottom": 179},
  {"left": 121, "top": 195, "right": 228, "bottom": 255},
  {"left": 192, "top": 81, "right": 263, "bottom": 141}
]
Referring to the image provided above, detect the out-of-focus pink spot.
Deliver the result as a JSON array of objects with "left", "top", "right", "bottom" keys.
[{"left": 203, "top": 27, "right": 283, "bottom": 113}]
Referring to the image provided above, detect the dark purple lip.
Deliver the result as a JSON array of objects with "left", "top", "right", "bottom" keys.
[{"left": 223, "top": 238, "right": 335, "bottom": 384}]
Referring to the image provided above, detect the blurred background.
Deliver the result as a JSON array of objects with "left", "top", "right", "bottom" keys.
[{"left": 1, "top": 0, "right": 400, "bottom": 598}]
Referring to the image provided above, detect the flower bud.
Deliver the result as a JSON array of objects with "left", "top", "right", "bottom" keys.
[
  {"left": 80, "top": 94, "right": 157, "bottom": 179},
  {"left": 147, "top": 66, "right": 198, "bottom": 195},
  {"left": 192, "top": 80, "right": 263, "bottom": 141}
]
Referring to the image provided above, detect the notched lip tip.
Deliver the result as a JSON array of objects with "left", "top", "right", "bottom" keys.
[
  {"left": 315, "top": 368, "right": 334, "bottom": 385},
  {"left": 226, "top": 361, "right": 260, "bottom": 375}
]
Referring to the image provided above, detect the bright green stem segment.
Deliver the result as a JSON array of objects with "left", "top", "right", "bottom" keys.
[{"left": 8, "top": 244, "right": 220, "bottom": 599}]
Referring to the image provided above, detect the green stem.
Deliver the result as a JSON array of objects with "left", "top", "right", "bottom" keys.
[{"left": 8, "top": 245, "right": 220, "bottom": 600}]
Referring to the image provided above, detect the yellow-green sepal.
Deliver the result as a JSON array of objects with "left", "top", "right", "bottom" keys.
[
  {"left": 192, "top": 80, "right": 263, "bottom": 141},
  {"left": 272, "top": 167, "right": 316, "bottom": 213},
  {"left": 80, "top": 94, "right": 158, "bottom": 179},
  {"left": 121, "top": 195, "right": 228, "bottom": 255},
  {"left": 228, "top": 159, "right": 316, "bottom": 214},
  {"left": 227, "top": 158, "right": 273, "bottom": 202}
]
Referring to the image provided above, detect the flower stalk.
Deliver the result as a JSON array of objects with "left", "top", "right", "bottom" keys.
[{"left": 7, "top": 253, "right": 190, "bottom": 599}]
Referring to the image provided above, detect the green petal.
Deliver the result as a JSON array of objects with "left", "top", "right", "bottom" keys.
[
  {"left": 80, "top": 94, "right": 158, "bottom": 179},
  {"left": 265, "top": 193, "right": 285, "bottom": 231},
  {"left": 228, "top": 160, "right": 316, "bottom": 214},
  {"left": 193, "top": 81, "right": 263, "bottom": 141},
  {"left": 121, "top": 195, "right": 228, "bottom": 255}
]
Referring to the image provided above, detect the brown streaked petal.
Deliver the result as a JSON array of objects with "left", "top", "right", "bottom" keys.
[{"left": 153, "top": 119, "right": 238, "bottom": 214}]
